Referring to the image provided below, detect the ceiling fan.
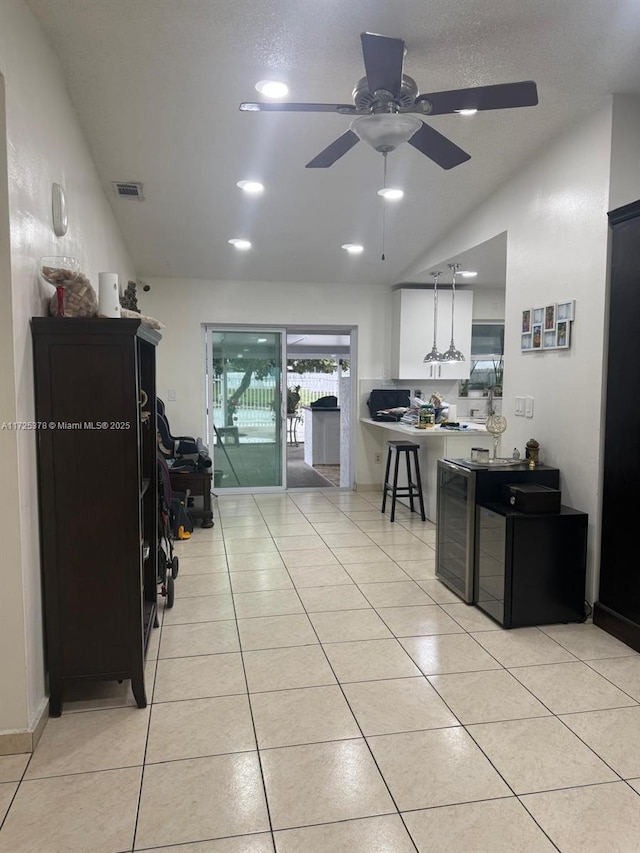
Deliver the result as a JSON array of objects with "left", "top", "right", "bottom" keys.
[{"left": 240, "top": 32, "right": 538, "bottom": 170}]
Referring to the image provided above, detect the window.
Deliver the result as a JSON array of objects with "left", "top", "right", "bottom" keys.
[
  {"left": 471, "top": 322, "right": 504, "bottom": 357},
  {"left": 463, "top": 323, "right": 504, "bottom": 397}
]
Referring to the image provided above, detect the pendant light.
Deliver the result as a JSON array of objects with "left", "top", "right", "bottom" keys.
[
  {"left": 424, "top": 271, "right": 444, "bottom": 364},
  {"left": 442, "top": 262, "right": 465, "bottom": 363}
]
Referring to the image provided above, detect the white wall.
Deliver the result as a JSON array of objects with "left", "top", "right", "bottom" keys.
[
  {"left": 143, "top": 278, "right": 390, "bottom": 488},
  {"left": 403, "top": 100, "right": 617, "bottom": 602},
  {"left": 472, "top": 287, "right": 506, "bottom": 321},
  {"left": 609, "top": 95, "right": 640, "bottom": 210},
  {"left": 0, "top": 0, "right": 135, "bottom": 739}
]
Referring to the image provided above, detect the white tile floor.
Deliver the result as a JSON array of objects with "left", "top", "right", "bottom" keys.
[{"left": 2, "top": 490, "right": 640, "bottom": 852}]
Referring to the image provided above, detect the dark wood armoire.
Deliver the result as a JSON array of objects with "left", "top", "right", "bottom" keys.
[
  {"left": 31, "top": 317, "right": 160, "bottom": 715},
  {"left": 596, "top": 199, "right": 640, "bottom": 652}
]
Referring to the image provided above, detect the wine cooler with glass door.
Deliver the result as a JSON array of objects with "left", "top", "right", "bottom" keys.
[{"left": 436, "top": 459, "right": 560, "bottom": 602}]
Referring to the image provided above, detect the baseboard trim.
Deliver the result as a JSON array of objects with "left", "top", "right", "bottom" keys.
[
  {"left": 593, "top": 601, "right": 640, "bottom": 653},
  {"left": 355, "top": 483, "right": 381, "bottom": 492},
  {"left": 0, "top": 698, "right": 48, "bottom": 756}
]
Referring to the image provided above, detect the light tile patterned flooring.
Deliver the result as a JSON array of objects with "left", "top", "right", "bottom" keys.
[{"left": 2, "top": 490, "right": 640, "bottom": 851}]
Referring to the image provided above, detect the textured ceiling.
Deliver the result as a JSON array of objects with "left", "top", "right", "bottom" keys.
[{"left": 26, "top": 0, "right": 640, "bottom": 286}]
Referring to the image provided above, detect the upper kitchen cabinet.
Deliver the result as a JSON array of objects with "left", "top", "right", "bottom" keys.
[{"left": 391, "top": 287, "right": 473, "bottom": 380}]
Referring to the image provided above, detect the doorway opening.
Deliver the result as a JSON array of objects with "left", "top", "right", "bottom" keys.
[
  {"left": 203, "top": 325, "right": 355, "bottom": 493},
  {"left": 285, "top": 329, "right": 353, "bottom": 489}
]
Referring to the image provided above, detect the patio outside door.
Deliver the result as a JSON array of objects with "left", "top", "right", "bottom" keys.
[{"left": 206, "top": 328, "right": 285, "bottom": 490}]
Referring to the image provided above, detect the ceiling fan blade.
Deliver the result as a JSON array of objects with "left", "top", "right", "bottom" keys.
[
  {"left": 306, "top": 130, "right": 360, "bottom": 168},
  {"left": 416, "top": 81, "right": 538, "bottom": 115},
  {"left": 408, "top": 123, "right": 471, "bottom": 170},
  {"left": 239, "top": 102, "right": 358, "bottom": 113},
  {"left": 360, "top": 32, "right": 405, "bottom": 97}
]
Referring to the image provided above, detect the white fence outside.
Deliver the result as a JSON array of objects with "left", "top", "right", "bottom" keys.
[{"left": 211, "top": 370, "right": 345, "bottom": 431}]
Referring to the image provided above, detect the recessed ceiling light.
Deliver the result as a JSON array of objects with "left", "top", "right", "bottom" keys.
[
  {"left": 377, "top": 188, "right": 404, "bottom": 200},
  {"left": 459, "top": 270, "right": 478, "bottom": 277},
  {"left": 257, "top": 337, "right": 267, "bottom": 343},
  {"left": 341, "top": 243, "right": 364, "bottom": 254},
  {"left": 228, "top": 238, "right": 252, "bottom": 250},
  {"left": 455, "top": 108, "right": 478, "bottom": 116},
  {"left": 237, "top": 180, "right": 264, "bottom": 194},
  {"left": 255, "top": 80, "right": 289, "bottom": 98}
]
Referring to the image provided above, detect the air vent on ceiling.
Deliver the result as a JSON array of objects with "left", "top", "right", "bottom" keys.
[{"left": 112, "top": 181, "right": 144, "bottom": 200}]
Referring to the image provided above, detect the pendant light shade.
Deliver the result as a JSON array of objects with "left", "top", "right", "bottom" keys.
[
  {"left": 424, "top": 271, "right": 444, "bottom": 363},
  {"left": 442, "top": 263, "right": 465, "bottom": 363}
]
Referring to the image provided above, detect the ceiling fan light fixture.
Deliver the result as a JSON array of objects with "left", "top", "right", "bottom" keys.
[
  {"left": 228, "top": 238, "right": 252, "bottom": 250},
  {"left": 351, "top": 114, "right": 422, "bottom": 153},
  {"left": 237, "top": 180, "right": 264, "bottom": 193},
  {"left": 377, "top": 187, "right": 404, "bottom": 200},
  {"left": 255, "top": 80, "right": 289, "bottom": 98},
  {"left": 341, "top": 243, "right": 364, "bottom": 254},
  {"left": 455, "top": 108, "right": 478, "bottom": 116}
]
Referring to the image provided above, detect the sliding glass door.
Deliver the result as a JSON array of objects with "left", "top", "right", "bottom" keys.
[{"left": 206, "top": 328, "right": 285, "bottom": 490}]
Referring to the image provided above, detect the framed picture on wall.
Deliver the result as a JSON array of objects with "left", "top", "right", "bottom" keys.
[
  {"left": 557, "top": 300, "right": 575, "bottom": 322},
  {"left": 544, "top": 304, "right": 556, "bottom": 331},
  {"left": 521, "top": 333, "right": 533, "bottom": 351},
  {"left": 556, "top": 320, "right": 570, "bottom": 348},
  {"left": 532, "top": 324, "right": 543, "bottom": 349},
  {"left": 544, "top": 330, "right": 557, "bottom": 349},
  {"left": 522, "top": 309, "right": 531, "bottom": 333},
  {"left": 533, "top": 307, "right": 544, "bottom": 326}
]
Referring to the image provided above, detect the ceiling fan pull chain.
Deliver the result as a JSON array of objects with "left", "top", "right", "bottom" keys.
[{"left": 381, "top": 153, "right": 387, "bottom": 260}]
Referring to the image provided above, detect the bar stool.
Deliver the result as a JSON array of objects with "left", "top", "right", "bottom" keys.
[{"left": 381, "top": 441, "right": 426, "bottom": 522}]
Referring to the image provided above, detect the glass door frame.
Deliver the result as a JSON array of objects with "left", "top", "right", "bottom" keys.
[{"left": 203, "top": 324, "right": 287, "bottom": 494}]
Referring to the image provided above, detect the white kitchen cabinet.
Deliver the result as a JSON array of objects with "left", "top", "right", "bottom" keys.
[{"left": 391, "top": 287, "right": 473, "bottom": 381}]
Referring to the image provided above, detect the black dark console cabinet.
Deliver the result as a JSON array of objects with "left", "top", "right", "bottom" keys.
[
  {"left": 476, "top": 503, "right": 588, "bottom": 628},
  {"left": 597, "top": 199, "right": 640, "bottom": 652},
  {"left": 32, "top": 317, "right": 160, "bottom": 715}
]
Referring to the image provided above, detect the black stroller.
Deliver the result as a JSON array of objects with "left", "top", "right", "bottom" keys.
[{"left": 157, "top": 453, "right": 181, "bottom": 608}]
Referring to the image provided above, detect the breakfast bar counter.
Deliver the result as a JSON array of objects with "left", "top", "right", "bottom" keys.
[{"left": 361, "top": 418, "right": 495, "bottom": 521}]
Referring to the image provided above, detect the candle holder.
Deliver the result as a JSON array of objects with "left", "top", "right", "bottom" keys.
[{"left": 486, "top": 414, "right": 507, "bottom": 460}]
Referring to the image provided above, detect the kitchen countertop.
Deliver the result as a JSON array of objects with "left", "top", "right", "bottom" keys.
[
  {"left": 361, "top": 417, "right": 493, "bottom": 522},
  {"left": 360, "top": 417, "right": 488, "bottom": 435}
]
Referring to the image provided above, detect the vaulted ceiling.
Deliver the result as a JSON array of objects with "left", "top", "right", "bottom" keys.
[{"left": 26, "top": 0, "right": 640, "bottom": 286}]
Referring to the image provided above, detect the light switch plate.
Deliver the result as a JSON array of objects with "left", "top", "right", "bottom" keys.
[
  {"left": 514, "top": 396, "right": 525, "bottom": 416},
  {"left": 525, "top": 396, "right": 534, "bottom": 417},
  {"left": 167, "top": 389, "right": 177, "bottom": 401}
]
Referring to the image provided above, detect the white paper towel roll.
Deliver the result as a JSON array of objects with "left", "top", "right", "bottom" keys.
[
  {"left": 448, "top": 403, "right": 457, "bottom": 421},
  {"left": 98, "top": 272, "right": 121, "bottom": 318}
]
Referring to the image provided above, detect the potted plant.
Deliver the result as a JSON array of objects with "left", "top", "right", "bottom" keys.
[
  {"left": 492, "top": 357, "right": 504, "bottom": 397},
  {"left": 287, "top": 385, "right": 301, "bottom": 414}
]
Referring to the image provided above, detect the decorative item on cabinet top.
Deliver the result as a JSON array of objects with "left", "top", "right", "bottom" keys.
[
  {"left": 521, "top": 301, "right": 574, "bottom": 351},
  {"left": 40, "top": 256, "right": 98, "bottom": 319}
]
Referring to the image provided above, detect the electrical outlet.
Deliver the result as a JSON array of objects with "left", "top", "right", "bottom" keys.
[
  {"left": 525, "top": 396, "right": 534, "bottom": 418},
  {"left": 374, "top": 452, "right": 383, "bottom": 465},
  {"left": 167, "top": 389, "right": 176, "bottom": 401},
  {"left": 514, "top": 396, "right": 525, "bottom": 416}
]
